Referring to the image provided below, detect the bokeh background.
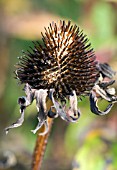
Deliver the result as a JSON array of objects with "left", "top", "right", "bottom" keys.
[{"left": 0, "top": 0, "right": 117, "bottom": 170}]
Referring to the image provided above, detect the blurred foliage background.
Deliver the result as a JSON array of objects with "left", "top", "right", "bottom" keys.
[{"left": 0, "top": 0, "right": 117, "bottom": 170}]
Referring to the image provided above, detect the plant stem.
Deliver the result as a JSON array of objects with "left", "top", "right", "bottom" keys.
[{"left": 32, "top": 98, "right": 54, "bottom": 170}]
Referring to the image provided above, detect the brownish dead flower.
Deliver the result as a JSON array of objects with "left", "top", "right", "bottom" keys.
[{"left": 5, "top": 21, "right": 117, "bottom": 135}]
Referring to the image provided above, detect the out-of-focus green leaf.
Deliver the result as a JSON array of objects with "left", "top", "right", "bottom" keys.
[
  {"left": 34, "top": 0, "right": 83, "bottom": 22},
  {"left": 91, "top": 2, "right": 115, "bottom": 48},
  {"left": 74, "top": 129, "right": 116, "bottom": 170}
]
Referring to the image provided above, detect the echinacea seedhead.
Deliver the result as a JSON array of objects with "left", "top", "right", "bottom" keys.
[
  {"left": 5, "top": 21, "right": 117, "bottom": 135},
  {"left": 15, "top": 20, "right": 99, "bottom": 99}
]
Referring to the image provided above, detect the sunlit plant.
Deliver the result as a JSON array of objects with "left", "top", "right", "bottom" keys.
[{"left": 5, "top": 20, "right": 117, "bottom": 170}]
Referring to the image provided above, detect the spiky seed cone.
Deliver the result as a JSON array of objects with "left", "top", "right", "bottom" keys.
[{"left": 16, "top": 20, "right": 99, "bottom": 100}]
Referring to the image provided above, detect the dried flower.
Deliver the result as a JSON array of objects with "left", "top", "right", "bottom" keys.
[{"left": 5, "top": 21, "right": 117, "bottom": 135}]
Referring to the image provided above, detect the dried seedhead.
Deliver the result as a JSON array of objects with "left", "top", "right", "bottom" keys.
[{"left": 5, "top": 21, "right": 117, "bottom": 135}]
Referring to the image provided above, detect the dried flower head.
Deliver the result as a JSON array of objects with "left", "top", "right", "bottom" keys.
[
  {"left": 5, "top": 21, "right": 117, "bottom": 135},
  {"left": 16, "top": 21, "right": 99, "bottom": 99}
]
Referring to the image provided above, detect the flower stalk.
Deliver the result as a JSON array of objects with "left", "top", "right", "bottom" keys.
[
  {"left": 32, "top": 117, "right": 53, "bottom": 170},
  {"left": 32, "top": 97, "right": 54, "bottom": 170}
]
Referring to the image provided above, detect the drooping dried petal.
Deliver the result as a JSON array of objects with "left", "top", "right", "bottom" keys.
[
  {"left": 31, "top": 89, "right": 48, "bottom": 135},
  {"left": 90, "top": 62, "right": 117, "bottom": 115},
  {"left": 15, "top": 20, "right": 99, "bottom": 100},
  {"left": 5, "top": 105, "right": 25, "bottom": 134},
  {"left": 99, "top": 63, "right": 116, "bottom": 79},
  {"left": 48, "top": 89, "right": 80, "bottom": 122},
  {"left": 90, "top": 91, "right": 114, "bottom": 115}
]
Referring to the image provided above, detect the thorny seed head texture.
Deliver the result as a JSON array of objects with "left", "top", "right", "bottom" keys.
[{"left": 5, "top": 20, "right": 117, "bottom": 135}]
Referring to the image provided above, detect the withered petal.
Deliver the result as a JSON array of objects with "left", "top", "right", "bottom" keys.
[
  {"left": 93, "top": 85, "right": 114, "bottom": 102},
  {"left": 99, "top": 63, "right": 116, "bottom": 79},
  {"left": 68, "top": 90, "right": 80, "bottom": 122},
  {"left": 5, "top": 106, "right": 25, "bottom": 134},
  {"left": 49, "top": 89, "right": 80, "bottom": 122},
  {"left": 31, "top": 89, "right": 48, "bottom": 134},
  {"left": 90, "top": 91, "right": 113, "bottom": 115},
  {"left": 31, "top": 118, "right": 49, "bottom": 135},
  {"left": 39, "top": 121, "right": 49, "bottom": 136},
  {"left": 99, "top": 80, "right": 115, "bottom": 89},
  {"left": 34, "top": 89, "right": 48, "bottom": 115},
  {"left": 49, "top": 89, "right": 69, "bottom": 121}
]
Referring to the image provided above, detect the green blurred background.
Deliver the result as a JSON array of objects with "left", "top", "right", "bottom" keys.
[{"left": 0, "top": 0, "right": 117, "bottom": 170}]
